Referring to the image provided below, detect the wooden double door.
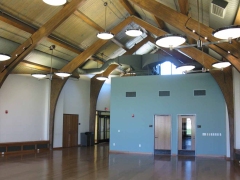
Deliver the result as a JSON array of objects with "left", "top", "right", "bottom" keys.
[{"left": 63, "top": 114, "right": 79, "bottom": 148}]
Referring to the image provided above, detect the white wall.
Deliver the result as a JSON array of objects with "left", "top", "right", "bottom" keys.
[
  {"left": 0, "top": 75, "right": 50, "bottom": 142},
  {"left": 53, "top": 78, "right": 90, "bottom": 148},
  {"left": 233, "top": 68, "right": 240, "bottom": 149}
]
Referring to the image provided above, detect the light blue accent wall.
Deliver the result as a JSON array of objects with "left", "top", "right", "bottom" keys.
[{"left": 110, "top": 73, "right": 226, "bottom": 156}]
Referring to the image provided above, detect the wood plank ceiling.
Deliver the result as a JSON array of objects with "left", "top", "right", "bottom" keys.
[{"left": 0, "top": 0, "right": 239, "bottom": 79}]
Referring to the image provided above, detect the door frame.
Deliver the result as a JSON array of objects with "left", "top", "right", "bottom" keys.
[
  {"left": 154, "top": 114, "right": 172, "bottom": 154},
  {"left": 98, "top": 115, "right": 110, "bottom": 143},
  {"left": 177, "top": 114, "right": 197, "bottom": 154},
  {"left": 95, "top": 111, "right": 110, "bottom": 144}
]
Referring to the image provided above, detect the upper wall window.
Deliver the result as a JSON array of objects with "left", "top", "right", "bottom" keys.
[{"left": 159, "top": 61, "right": 183, "bottom": 75}]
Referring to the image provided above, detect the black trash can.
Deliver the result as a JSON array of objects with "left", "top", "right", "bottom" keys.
[{"left": 81, "top": 132, "right": 94, "bottom": 146}]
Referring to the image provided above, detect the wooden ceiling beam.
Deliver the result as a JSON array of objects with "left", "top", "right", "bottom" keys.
[
  {"left": 152, "top": 16, "right": 166, "bottom": 30},
  {"left": 234, "top": 7, "right": 240, "bottom": 25},
  {"left": 130, "top": 0, "right": 240, "bottom": 72},
  {"left": 0, "top": 0, "right": 86, "bottom": 87},
  {"left": 0, "top": 10, "right": 83, "bottom": 54},
  {"left": 178, "top": 0, "right": 189, "bottom": 16},
  {"left": 74, "top": 11, "right": 128, "bottom": 51},
  {"left": 177, "top": 0, "right": 196, "bottom": 45}
]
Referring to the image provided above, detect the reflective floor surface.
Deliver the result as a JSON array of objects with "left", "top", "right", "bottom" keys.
[{"left": 0, "top": 143, "right": 240, "bottom": 180}]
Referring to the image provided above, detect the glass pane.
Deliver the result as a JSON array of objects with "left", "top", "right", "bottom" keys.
[
  {"left": 100, "top": 132, "right": 104, "bottom": 140},
  {"left": 161, "top": 61, "right": 171, "bottom": 75}
]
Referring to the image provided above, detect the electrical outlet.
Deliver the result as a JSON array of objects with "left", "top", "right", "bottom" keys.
[
  {"left": 113, "top": 143, "right": 115, "bottom": 146},
  {"left": 118, "top": 130, "right": 120, "bottom": 132},
  {"left": 139, "top": 144, "right": 141, "bottom": 147}
]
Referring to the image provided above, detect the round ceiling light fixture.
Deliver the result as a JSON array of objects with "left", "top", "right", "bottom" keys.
[
  {"left": 212, "top": 62, "right": 231, "bottom": 69},
  {"left": 212, "top": 25, "right": 240, "bottom": 40},
  {"left": 96, "top": 76, "right": 108, "bottom": 81},
  {"left": 54, "top": 72, "right": 72, "bottom": 78},
  {"left": 125, "top": 29, "right": 143, "bottom": 37},
  {"left": 31, "top": 73, "right": 47, "bottom": 79},
  {"left": 155, "top": 34, "right": 186, "bottom": 49},
  {"left": 0, "top": 53, "right": 11, "bottom": 61},
  {"left": 97, "top": 32, "right": 114, "bottom": 40},
  {"left": 42, "top": 0, "right": 67, "bottom": 6}
]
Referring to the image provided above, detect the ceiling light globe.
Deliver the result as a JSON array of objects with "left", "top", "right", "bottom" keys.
[
  {"left": 96, "top": 76, "right": 108, "bottom": 81},
  {"left": 156, "top": 34, "right": 186, "bottom": 48},
  {"left": 54, "top": 72, "right": 71, "bottom": 78},
  {"left": 31, "top": 73, "right": 47, "bottom": 79},
  {"left": 97, "top": 32, "right": 114, "bottom": 40},
  {"left": 125, "top": 29, "right": 143, "bottom": 37},
  {"left": 43, "top": 0, "right": 67, "bottom": 6},
  {"left": 212, "top": 62, "right": 231, "bottom": 69},
  {"left": 176, "top": 64, "right": 195, "bottom": 72},
  {"left": 212, "top": 25, "right": 240, "bottom": 39},
  {"left": 0, "top": 53, "right": 11, "bottom": 61}
]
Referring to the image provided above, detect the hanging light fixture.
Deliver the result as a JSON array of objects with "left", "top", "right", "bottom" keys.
[
  {"left": 212, "top": 61, "right": 231, "bottom": 69},
  {"left": 54, "top": 72, "right": 72, "bottom": 78},
  {"left": 0, "top": 53, "right": 11, "bottom": 61},
  {"left": 97, "top": 2, "right": 114, "bottom": 40},
  {"left": 125, "top": 29, "right": 143, "bottom": 37},
  {"left": 155, "top": 34, "right": 186, "bottom": 49},
  {"left": 212, "top": 25, "right": 240, "bottom": 41},
  {"left": 31, "top": 73, "right": 47, "bottom": 79},
  {"left": 176, "top": 64, "right": 195, "bottom": 72},
  {"left": 42, "top": 0, "right": 67, "bottom": 6},
  {"left": 96, "top": 76, "right": 108, "bottom": 81}
]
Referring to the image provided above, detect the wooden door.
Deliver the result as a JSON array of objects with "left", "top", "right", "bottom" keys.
[
  {"left": 63, "top": 114, "right": 78, "bottom": 147},
  {"left": 154, "top": 115, "right": 171, "bottom": 150}
]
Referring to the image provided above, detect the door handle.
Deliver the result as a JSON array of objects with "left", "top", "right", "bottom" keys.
[{"left": 155, "top": 137, "right": 158, "bottom": 138}]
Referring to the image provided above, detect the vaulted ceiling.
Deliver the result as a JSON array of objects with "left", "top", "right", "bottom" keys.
[{"left": 0, "top": 0, "right": 240, "bottom": 83}]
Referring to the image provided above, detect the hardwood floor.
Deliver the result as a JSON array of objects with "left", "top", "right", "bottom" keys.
[{"left": 0, "top": 143, "right": 240, "bottom": 180}]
